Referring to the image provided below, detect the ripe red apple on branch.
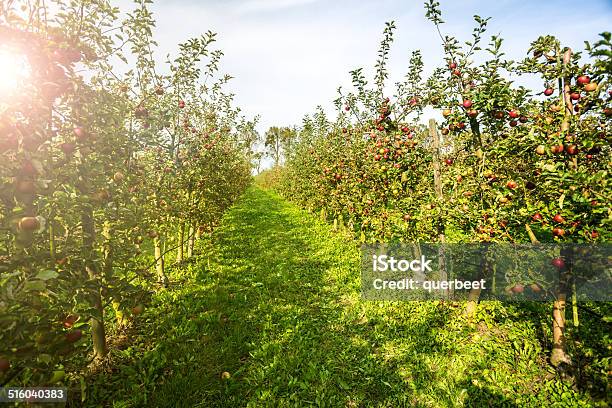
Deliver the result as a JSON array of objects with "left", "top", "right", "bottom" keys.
[
  {"left": 576, "top": 75, "right": 590, "bottom": 85},
  {"left": 65, "top": 330, "right": 82, "bottom": 343},
  {"left": 551, "top": 258, "right": 565, "bottom": 270},
  {"left": 0, "top": 358, "right": 10, "bottom": 373}
]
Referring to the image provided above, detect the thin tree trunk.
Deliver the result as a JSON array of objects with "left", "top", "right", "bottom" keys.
[
  {"left": 550, "top": 48, "right": 574, "bottom": 368},
  {"left": 551, "top": 295, "right": 570, "bottom": 366},
  {"left": 82, "top": 206, "right": 107, "bottom": 359},
  {"left": 112, "top": 301, "right": 125, "bottom": 328},
  {"left": 176, "top": 222, "right": 185, "bottom": 263},
  {"left": 154, "top": 235, "right": 167, "bottom": 286},
  {"left": 571, "top": 280, "right": 579, "bottom": 327},
  {"left": 187, "top": 221, "right": 195, "bottom": 258},
  {"left": 48, "top": 217, "right": 55, "bottom": 262},
  {"left": 430, "top": 119, "right": 449, "bottom": 298},
  {"left": 466, "top": 245, "right": 490, "bottom": 318}
]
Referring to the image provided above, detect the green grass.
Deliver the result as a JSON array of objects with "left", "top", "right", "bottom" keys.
[{"left": 82, "top": 186, "right": 607, "bottom": 407}]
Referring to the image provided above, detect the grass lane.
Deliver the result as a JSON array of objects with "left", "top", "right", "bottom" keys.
[{"left": 87, "top": 186, "right": 601, "bottom": 407}]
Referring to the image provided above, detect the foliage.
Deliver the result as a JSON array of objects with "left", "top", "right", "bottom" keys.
[
  {"left": 0, "top": 0, "right": 254, "bottom": 387},
  {"left": 275, "top": 0, "right": 611, "bottom": 392}
]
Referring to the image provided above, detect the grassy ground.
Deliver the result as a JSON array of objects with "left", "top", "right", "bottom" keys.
[{"left": 83, "top": 186, "right": 607, "bottom": 407}]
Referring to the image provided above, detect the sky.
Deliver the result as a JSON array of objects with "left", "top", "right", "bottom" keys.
[{"left": 114, "top": 0, "right": 611, "bottom": 163}]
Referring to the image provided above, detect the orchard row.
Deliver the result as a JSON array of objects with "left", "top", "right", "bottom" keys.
[
  {"left": 277, "top": 4, "right": 610, "bottom": 368},
  {"left": 0, "top": 2, "right": 255, "bottom": 386}
]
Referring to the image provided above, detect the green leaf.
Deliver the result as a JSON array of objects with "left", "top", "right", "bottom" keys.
[
  {"left": 36, "top": 269, "right": 59, "bottom": 281},
  {"left": 24, "top": 280, "right": 46, "bottom": 292},
  {"left": 38, "top": 354, "right": 53, "bottom": 364}
]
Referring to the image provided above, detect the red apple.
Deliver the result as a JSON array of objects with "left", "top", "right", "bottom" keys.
[
  {"left": 506, "top": 180, "right": 518, "bottom": 189},
  {"left": 449, "top": 62, "right": 457, "bottom": 69},
  {"left": 508, "top": 110, "right": 519, "bottom": 119},
  {"left": 511, "top": 284, "right": 524, "bottom": 294},
  {"left": 532, "top": 213, "right": 543, "bottom": 221},
  {"left": 65, "top": 330, "right": 82, "bottom": 343},
  {"left": 566, "top": 144, "right": 578, "bottom": 155},
  {"left": 63, "top": 314, "right": 79, "bottom": 329},
  {"left": 60, "top": 142, "right": 76, "bottom": 155},
  {"left": 552, "top": 214, "right": 565, "bottom": 223},
  {"left": 576, "top": 75, "right": 590, "bottom": 85},
  {"left": 73, "top": 126, "right": 87, "bottom": 140},
  {"left": 529, "top": 283, "right": 542, "bottom": 292},
  {"left": 462, "top": 99, "right": 473, "bottom": 108},
  {"left": 0, "top": 358, "right": 9, "bottom": 373},
  {"left": 113, "top": 172, "right": 125, "bottom": 183},
  {"left": 552, "top": 227, "right": 565, "bottom": 237},
  {"left": 544, "top": 88, "right": 554, "bottom": 96},
  {"left": 19, "top": 217, "right": 40, "bottom": 232},
  {"left": 21, "top": 161, "right": 38, "bottom": 177},
  {"left": 132, "top": 304, "right": 145, "bottom": 315},
  {"left": 551, "top": 257, "right": 565, "bottom": 270},
  {"left": 570, "top": 92, "right": 580, "bottom": 101},
  {"left": 551, "top": 144, "right": 564, "bottom": 154}
]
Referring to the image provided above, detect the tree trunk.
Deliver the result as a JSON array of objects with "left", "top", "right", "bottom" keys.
[
  {"left": 551, "top": 247, "right": 572, "bottom": 367},
  {"left": 429, "top": 119, "right": 449, "bottom": 298},
  {"left": 549, "top": 48, "right": 574, "bottom": 368},
  {"left": 48, "top": 217, "right": 56, "bottom": 262},
  {"left": 176, "top": 222, "right": 185, "bottom": 263},
  {"left": 154, "top": 235, "right": 167, "bottom": 286},
  {"left": 101, "top": 221, "right": 123, "bottom": 327},
  {"left": 81, "top": 206, "right": 107, "bottom": 359},
  {"left": 466, "top": 245, "right": 490, "bottom": 318},
  {"left": 112, "top": 301, "right": 125, "bottom": 329},
  {"left": 551, "top": 294, "right": 571, "bottom": 367},
  {"left": 187, "top": 221, "right": 196, "bottom": 258}
]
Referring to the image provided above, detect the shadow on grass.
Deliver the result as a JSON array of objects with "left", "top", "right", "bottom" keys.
[{"left": 80, "top": 187, "right": 594, "bottom": 407}]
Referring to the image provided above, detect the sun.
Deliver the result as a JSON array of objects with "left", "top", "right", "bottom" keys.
[{"left": 0, "top": 49, "right": 30, "bottom": 98}]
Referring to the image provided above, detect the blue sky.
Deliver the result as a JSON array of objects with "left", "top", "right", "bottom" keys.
[{"left": 116, "top": 0, "right": 611, "bottom": 145}]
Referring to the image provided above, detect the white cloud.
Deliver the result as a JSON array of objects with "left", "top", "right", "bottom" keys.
[{"left": 112, "top": 0, "right": 612, "bottom": 162}]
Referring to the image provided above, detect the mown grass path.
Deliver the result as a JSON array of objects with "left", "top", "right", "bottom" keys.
[{"left": 90, "top": 186, "right": 596, "bottom": 408}]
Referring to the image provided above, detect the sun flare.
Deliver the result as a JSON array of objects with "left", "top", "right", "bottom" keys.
[{"left": 0, "top": 49, "right": 30, "bottom": 98}]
